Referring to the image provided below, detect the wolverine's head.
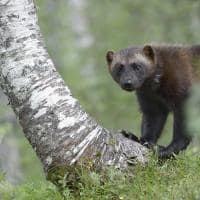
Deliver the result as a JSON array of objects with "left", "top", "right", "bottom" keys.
[{"left": 106, "top": 45, "right": 156, "bottom": 92}]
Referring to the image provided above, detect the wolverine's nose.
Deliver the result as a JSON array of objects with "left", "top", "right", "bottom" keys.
[{"left": 122, "top": 80, "right": 134, "bottom": 91}]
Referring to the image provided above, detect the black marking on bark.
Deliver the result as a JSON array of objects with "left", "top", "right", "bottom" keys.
[
  {"left": 5, "top": 37, "right": 14, "bottom": 48},
  {"left": 7, "top": 14, "right": 19, "bottom": 21}
]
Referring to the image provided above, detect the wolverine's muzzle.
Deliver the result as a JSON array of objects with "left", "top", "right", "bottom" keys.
[{"left": 121, "top": 80, "right": 135, "bottom": 91}]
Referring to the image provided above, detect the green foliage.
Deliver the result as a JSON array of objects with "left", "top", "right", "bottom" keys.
[
  {"left": 1, "top": 149, "right": 200, "bottom": 200},
  {"left": 74, "top": 150, "right": 200, "bottom": 200},
  {"left": 186, "top": 84, "right": 200, "bottom": 140},
  {"left": 0, "top": 180, "right": 65, "bottom": 200}
]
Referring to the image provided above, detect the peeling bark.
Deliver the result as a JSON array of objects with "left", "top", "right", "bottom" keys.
[{"left": 0, "top": 0, "right": 148, "bottom": 180}]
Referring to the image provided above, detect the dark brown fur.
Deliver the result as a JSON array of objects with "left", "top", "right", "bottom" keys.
[{"left": 106, "top": 44, "right": 200, "bottom": 158}]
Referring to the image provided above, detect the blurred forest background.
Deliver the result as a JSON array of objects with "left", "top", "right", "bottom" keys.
[{"left": 0, "top": 0, "right": 200, "bottom": 186}]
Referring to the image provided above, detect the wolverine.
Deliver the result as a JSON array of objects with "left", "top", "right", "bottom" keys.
[{"left": 106, "top": 44, "right": 200, "bottom": 158}]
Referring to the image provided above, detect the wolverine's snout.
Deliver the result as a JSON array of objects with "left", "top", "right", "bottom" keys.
[{"left": 121, "top": 79, "right": 135, "bottom": 91}]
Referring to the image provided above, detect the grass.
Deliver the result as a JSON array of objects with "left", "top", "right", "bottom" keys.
[{"left": 0, "top": 147, "right": 200, "bottom": 200}]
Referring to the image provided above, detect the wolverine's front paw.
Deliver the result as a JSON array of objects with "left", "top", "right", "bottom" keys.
[
  {"left": 157, "top": 146, "right": 175, "bottom": 159},
  {"left": 120, "top": 129, "right": 140, "bottom": 143},
  {"left": 140, "top": 141, "right": 154, "bottom": 149},
  {"left": 140, "top": 138, "right": 155, "bottom": 149}
]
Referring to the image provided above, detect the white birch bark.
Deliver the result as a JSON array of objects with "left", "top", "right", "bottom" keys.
[{"left": 0, "top": 0, "right": 147, "bottom": 181}]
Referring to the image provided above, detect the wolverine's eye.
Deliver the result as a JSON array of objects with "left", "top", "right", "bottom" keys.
[
  {"left": 119, "top": 64, "right": 124, "bottom": 71},
  {"left": 118, "top": 64, "right": 124, "bottom": 73},
  {"left": 116, "top": 64, "right": 124, "bottom": 77},
  {"left": 131, "top": 63, "right": 140, "bottom": 71}
]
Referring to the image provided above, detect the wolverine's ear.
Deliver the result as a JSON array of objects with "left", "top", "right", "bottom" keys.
[
  {"left": 106, "top": 50, "right": 114, "bottom": 65},
  {"left": 143, "top": 45, "right": 154, "bottom": 62}
]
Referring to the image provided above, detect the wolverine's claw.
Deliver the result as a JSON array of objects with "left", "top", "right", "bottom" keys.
[{"left": 120, "top": 130, "right": 140, "bottom": 143}]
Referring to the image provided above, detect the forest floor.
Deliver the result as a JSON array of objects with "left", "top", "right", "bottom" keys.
[{"left": 0, "top": 147, "right": 200, "bottom": 200}]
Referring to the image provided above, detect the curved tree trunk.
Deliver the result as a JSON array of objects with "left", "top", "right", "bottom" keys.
[{"left": 0, "top": 0, "right": 147, "bottom": 181}]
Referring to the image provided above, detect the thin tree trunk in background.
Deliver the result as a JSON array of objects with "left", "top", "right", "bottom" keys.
[
  {"left": 0, "top": 133, "right": 23, "bottom": 184},
  {"left": 69, "top": 0, "right": 97, "bottom": 82},
  {"left": 0, "top": 0, "right": 147, "bottom": 181},
  {"left": 69, "top": 0, "right": 94, "bottom": 48},
  {"left": 0, "top": 90, "right": 23, "bottom": 184}
]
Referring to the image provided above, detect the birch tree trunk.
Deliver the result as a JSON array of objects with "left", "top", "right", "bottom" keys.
[{"left": 0, "top": 0, "right": 147, "bottom": 182}]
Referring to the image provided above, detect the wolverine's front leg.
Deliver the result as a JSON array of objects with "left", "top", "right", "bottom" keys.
[
  {"left": 158, "top": 105, "right": 191, "bottom": 158},
  {"left": 140, "top": 109, "right": 168, "bottom": 147},
  {"left": 136, "top": 91, "right": 169, "bottom": 148},
  {"left": 121, "top": 106, "right": 168, "bottom": 145}
]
